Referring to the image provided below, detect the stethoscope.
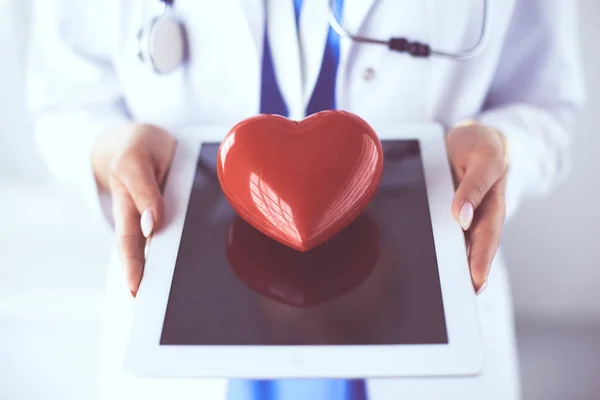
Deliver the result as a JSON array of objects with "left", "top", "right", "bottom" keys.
[
  {"left": 327, "top": 0, "right": 491, "bottom": 60},
  {"left": 138, "top": 0, "right": 491, "bottom": 74}
]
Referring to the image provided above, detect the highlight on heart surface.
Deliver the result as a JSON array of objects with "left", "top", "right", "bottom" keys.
[{"left": 216, "top": 110, "right": 384, "bottom": 251}]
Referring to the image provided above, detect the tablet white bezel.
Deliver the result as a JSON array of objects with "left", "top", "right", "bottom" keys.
[{"left": 124, "top": 122, "right": 482, "bottom": 379}]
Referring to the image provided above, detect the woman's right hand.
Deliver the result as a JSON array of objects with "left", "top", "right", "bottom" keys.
[{"left": 92, "top": 123, "right": 176, "bottom": 297}]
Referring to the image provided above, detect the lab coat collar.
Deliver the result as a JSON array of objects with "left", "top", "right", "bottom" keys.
[
  {"left": 236, "top": 0, "right": 265, "bottom": 62},
  {"left": 299, "top": 0, "right": 331, "bottom": 112},
  {"left": 334, "top": 0, "right": 380, "bottom": 111},
  {"left": 235, "top": 0, "right": 380, "bottom": 119},
  {"left": 265, "top": 0, "right": 304, "bottom": 119},
  {"left": 297, "top": 0, "right": 381, "bottom": 117},
  {"left": 283, "top": 0, "right": 382, "bottom": 118},
  {"left": 303, "top": 0, "right": 380, "bottom": 114},
  {"left": 342, "top": 0, "right": 380, "bottom": 36}
]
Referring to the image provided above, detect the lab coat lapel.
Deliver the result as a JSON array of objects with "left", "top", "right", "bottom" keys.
[
  {"left": 301, "top": 0, "right": 380, "bottom": 112},
  {"left": 266, "top": 0, "right": 304, "bottom": 119},
  {"left": 342, "top": 0, "right": 380, "bottom": 40},
  {"left": 235, "top": 0, "right": 265, "bottom": 62},
  {"left": 333, "top": 0, "right": 380, "bottom": 110},
  {"left": 299, "top": 0, "right": 330, "bottom": 109}
]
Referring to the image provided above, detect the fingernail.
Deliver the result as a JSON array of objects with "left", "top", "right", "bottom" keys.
[
  {"left": 476, "top": 280, "right": 487, "bottom": 295},
  {"left": 459, "top": 202, "right": 474, "bottom": 230},
  {"left": 140, "top": 209, "right": 154, "bottom": 238}
]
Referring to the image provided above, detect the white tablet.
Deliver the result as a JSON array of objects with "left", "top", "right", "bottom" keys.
[{"left": 124, "top": 122, "right": 483, "bottom": 379}]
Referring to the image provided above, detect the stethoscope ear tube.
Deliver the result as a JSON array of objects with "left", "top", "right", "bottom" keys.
[
  {"left": 327, "top": 0, "right": 491, "bottom": 61},
  {"left": 142, "top": 0, "right": 490, "bottom": 75}
]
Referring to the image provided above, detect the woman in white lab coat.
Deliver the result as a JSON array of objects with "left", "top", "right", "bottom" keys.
[{"left": 26, "top": 0, "right": 584, "bottom": 399}]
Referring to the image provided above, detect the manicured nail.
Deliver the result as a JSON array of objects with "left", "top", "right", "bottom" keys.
[
  {"left": 140, "top": 209, "right": 154, "bottom": 238},
  {"left": 476, "top": 280, "right": 487, "bottom": 295},
  {"left": 459, "top": 202, "right": 474, "bottom": 230}
]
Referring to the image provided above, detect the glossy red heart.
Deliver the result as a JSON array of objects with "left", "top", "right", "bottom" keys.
[
  {"left": 226, "top": 213, "right": 380, "bottom": 307},
  {"left": 217, "top": 110, "right": 384, "bottom": 251}
]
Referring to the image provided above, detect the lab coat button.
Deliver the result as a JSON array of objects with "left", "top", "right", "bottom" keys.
[{"left": 363, "top": 68, "right": 375, "bottom": 81}]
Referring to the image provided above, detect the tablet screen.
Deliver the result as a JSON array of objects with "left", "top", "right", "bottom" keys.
[{"left": 160, "top": 140, "right": 448, "bottom": 346}]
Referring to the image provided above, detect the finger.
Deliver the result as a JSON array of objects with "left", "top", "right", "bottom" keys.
[
  {"left": 452, "top": 157, "right": 505, "bottom": 230},
  {"left": 467, "top": 177, "right": 506, "bottom": 294},
  {"left": 112, "top": 150, "right": 165, "bottom": 237},
  {"left": 111, "top": 179, "right": 145, "bottom": 297}
]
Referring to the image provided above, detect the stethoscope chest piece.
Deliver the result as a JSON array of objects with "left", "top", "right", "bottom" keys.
[{"left": 137, "top": 10, "right": 187, "bottom": 74}]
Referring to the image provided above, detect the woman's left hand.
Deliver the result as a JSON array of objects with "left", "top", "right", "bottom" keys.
[{"left": 446, "top": 122, "right": 509, "bottom": 295}]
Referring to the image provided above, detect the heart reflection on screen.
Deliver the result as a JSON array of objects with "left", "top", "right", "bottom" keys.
[{"left": 226, "top": 212, "right": 380, "bottom": 308}]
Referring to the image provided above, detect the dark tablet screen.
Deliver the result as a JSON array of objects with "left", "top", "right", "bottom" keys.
[{"left": 160, "top": 140, "right": 447, "bottom": 346}]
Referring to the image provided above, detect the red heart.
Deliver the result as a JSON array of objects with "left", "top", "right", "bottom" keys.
[
  {"left": 217, "top": 110, "right": 384, "bottom": 252},
  {"left": 226, "top": 213, "right": 380, "bottom": 307}
]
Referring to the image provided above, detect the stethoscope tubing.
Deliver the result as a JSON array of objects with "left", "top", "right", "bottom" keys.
[{"left": 327, "top": 0, "right": 491, "bottom": 60}]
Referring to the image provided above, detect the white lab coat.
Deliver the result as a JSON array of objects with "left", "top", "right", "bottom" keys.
[{"left": 26, "top": 0, "right": 584, "bottom": 399}]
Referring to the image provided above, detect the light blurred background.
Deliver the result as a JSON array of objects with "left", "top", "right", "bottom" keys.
[{"left": 1, "top": 1, "right": 598, "bottom": 399}]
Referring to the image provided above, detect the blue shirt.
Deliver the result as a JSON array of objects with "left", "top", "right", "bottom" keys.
[
  {"left": 227, "top": 379, "right": 367, "bottom": 399},
  {"left": 227, "top": 0, "right": 368, "bottom": 399}
]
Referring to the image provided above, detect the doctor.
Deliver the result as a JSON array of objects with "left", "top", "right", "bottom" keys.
[{"left": 27, "top": 0, "right": 583, "bottom": 399}]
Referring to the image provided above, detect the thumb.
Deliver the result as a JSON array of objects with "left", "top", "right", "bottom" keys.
[{"left": 452, "top": 159, "right": 504, "bottom": 230}]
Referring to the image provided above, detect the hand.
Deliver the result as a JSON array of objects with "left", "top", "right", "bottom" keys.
[
  {"left": 447, "top": 121, "right": 508, "bottom": 295},
  {"left": 92, "top": 123, "right": 176, "bottom": 297}
]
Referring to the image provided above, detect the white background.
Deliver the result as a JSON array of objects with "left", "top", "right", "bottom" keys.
[
  {"left": 501, "top": 0, "right": 600, "bottom": 323},
  {"left": 1, "top": 1, "right": 599, "bottom": 399}
]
